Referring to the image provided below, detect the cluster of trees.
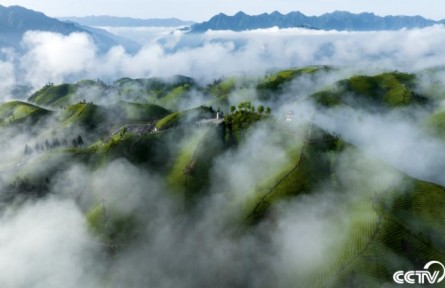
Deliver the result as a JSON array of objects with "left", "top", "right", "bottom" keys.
[
  {"left": 229, "top": 102, "right": 271, "bottom": 114},
  {"left": 6, "top": 177, "right": 50, "bottom": 199},
  {"left": 24, "top": 135, "right": 84, "bottom": 155}
]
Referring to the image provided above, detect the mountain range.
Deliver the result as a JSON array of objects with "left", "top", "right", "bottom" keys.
[
  {"left": 0, "top": 5, "right": 140, "bottom": 52},
  {"left": 2, "top": 4, "right": 445, "bottom": 53},
  {"left": 190, "top": 10, "right": 445, "bottom": 32},
  {"left": 59, "top": 16, "right": 195, "bottom": 27}
]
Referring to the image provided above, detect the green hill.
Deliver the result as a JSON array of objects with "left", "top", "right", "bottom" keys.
[
  {"left": 107, "top": 101, "right": 170, "bottom": 122},
  {"left": 167, "top": 125, "right": 226, "bottom": 200},
  {"left": 257, "top": 66, "right": 332, "bottom": 100},
  {"left": 233, "top": 124, "right": 445, "bottom": 286},
  {"left": 114, "top": 75, "right": 196, "bottom": 109},
  {"left": 155, "top": 106, "right": 215, "bottom": 130},
  {"left": 0, "top": 101, "right": 52, "bottom": 126},
  {"left": 86, "top": 202, "right": 137, "bottom": 249},
  {"left": 28, "top": 83, "right": 76, "bottom": 106},
  {"left": 312, "top": 72, "right": 428, "bottom": 109},
  {"left": 28, "top": 80, "right": 108, "bottom": 107},
  {"left": 205, "top": 78, "right": 237, "bottom": 104},
  {"left": 58, "top": 103, "right": 107, "bottom": 131},
  {"left": 239, "top": 124, "right": 343, "bottom": 226},
  {"left": 425, "top": 108, "right": 445, "bottom": 139}
]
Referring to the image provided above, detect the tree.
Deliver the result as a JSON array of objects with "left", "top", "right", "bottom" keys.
[
  {"left": 52, "top": 138, "right": 60, "bottom": 148},
  {"left": 257, "top": 105, "right": 265, "bottom": 114},
  {"left": 24, "top": 145, "right": 33, "bottom": 155},
  {"left": 266, "top": 107, "right": 272, "bottom": 114},
  {"left": 238, "top": 101, "right": 252, "bottom": 111},
  {"left": 120, "top": 127, "right": 127, "bottom": 139},
  {"left": 45, "top": 139, "right": 50, "bottom": 150},
  {"left": 76, "top": 135, "right": 84, "bottom": 146},
  {"left": 230, "top": 105, "right": 236, "bottom": 113}
]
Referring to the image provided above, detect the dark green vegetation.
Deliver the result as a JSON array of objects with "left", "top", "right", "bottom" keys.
[
  {"left": 257, "top": 65, "right": 331, "bottom": 100},
  {"left": 2, "top": 67, "right": 445, "bottom": 287},
  {"left": 86, "top": 202, "right": 137, "bottom": 247},
  {"left": 312, "top": 72, "right": 428, "bottom": 110},
  {"left": 113, "top": 76, "right": 196, "bottom": 109},
  {"left": 155, "top": 106, "right": 214, "bottom": 130}
]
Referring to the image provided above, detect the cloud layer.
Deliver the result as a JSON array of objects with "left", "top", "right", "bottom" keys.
[{"left": 1, "top": 25, "right": 445, "bottom": 101}]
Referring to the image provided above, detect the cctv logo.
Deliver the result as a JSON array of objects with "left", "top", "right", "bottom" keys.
[{"left": 393, "top": 261, "right": 445, "bottom": 284}]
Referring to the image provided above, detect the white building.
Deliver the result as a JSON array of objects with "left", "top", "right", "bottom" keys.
[{"left": 286, "top": 111, "right": 294, "bottom": 122}]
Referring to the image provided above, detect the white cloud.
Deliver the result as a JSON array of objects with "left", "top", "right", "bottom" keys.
[
  {"left": 20, "top": 32, "right": 97, "bottom": 86},
  {"left": 0, "top": 198, "right": 103, "bottom": 288},
  {"left": 3, "top": 25, "right": 443, "bottom": 89}
]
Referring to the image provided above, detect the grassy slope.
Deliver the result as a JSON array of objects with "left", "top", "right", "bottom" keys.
[
  {"left": 114, "top": 76, "right": 196, "bottom": 109},
  {"left": 331, "top": 179, "right": 445, "bottom": 287},
  {"left": 57, "top": 103, "right": 107, "bottom": 132},
  {"left": 167, "top": 125, "right": 226, "bottom": 200},
  {"left": 257, "top": 66, "right": 331, "bottom": 100},
  {"left": 155, "top": 106, "right": 214, "bottom": 130},
  {"left": 426, "top": 109, "right": 445, "bottom": 139},
  {"left": 239, "top": 124, "right": 343, "bottom": 226},
  {"left": 86, "top": 202, "right": 137, "bottom": 247},
  {"left": 86, "top": 129, "right": 173, "bottom": 173},
  {"left": 108, "top": 101, "right": 170, "bottom": 122},
  {"left": 312, "top": 72, "right": 428, "bottom": 109},
  {"left": 28, "top": 83, "right": 77, "bottom": 106},
  {"left": 28, "top": 80, "right": 108, "bottom": 107},
  {"left": 233, "top": 123, "right": 445, "bottom": 286},
  {"left": 205, "top": 78, "right": 237, "bottom": 106},
  {"left": 258, "top": 66, "right": 323, "bottom": 89},
  {"left": 0, "top": 101, "right": 52, "bottom": 126}
]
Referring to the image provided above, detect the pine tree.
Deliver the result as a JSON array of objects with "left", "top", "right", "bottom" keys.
[
  {"left": 24, "top": 145, "right": 33, "bottom": 155},
  {"left": 76, "top": 135, "right": 84, "bottom": 146}
]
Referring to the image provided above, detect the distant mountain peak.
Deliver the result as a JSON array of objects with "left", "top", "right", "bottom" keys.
[
  {"left": 234, "top": 11, "right": 247, "bottom": 16},
  {"left": 190, "top": 10, "right": 441, "bottom": 33},
  {"left": 270, "top": 11, "right": 283, "bottom": 16}
]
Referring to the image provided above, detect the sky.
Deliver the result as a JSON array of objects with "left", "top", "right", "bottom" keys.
[{"left": 1, "top": 0, "right": 444, "bottom": 21}]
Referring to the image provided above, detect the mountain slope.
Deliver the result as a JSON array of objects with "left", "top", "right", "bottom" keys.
[
  {"left": 0, "top": 5, "right": 140, "bottom": 52},
  {"left": 311, "top": 72, "right": 428, "bottom": 110},
  {"left": 59, "top": 16, "right": 195, "bottom": 27},
  {"left": 0, "top": 100, "right": 51, "bottom": 126},
  {"left": 190, "top": 10, "right": 440, "bottom": 32}
]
